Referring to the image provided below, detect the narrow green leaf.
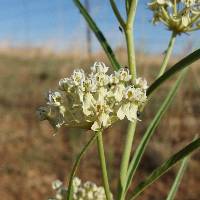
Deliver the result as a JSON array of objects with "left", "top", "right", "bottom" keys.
[
  {"left": 128, "top": 137, "right": 200, "bottom": 200},
  {"left": 67, "top": 132, "right": 99, "bottom": 200},
  {"left": 147, "top": 48, "right": 200, "bottom": 96},
  {"left": 110, "top": 0, "right": 126, "bottom": 29},
  {"left": 73, "top": 0, "right": 120, "bottom": 70},
  {"left": 166, "top": 156, "right": 189, "bottom": 200},
  {"left": 125, "top": 0, "right": 131, "bottom": 14},
  {"left": 125, "top": 70, "right": 187, "bottom": 194}
]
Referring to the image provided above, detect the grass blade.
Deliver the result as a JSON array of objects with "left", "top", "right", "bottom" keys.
[
  {"left": 128, "top": 137, "right": 200, "bottom": 200},
  {"left": 73, "top": 0, "right": 120, "bottom": 70},
  {"left": 125, "top": 70, "right": 187, "bottom": 194},
  {"left": 67, "top": 132, "right": 99, "bottom": 200},
  {"left": 147, "top": 48, "right": 200, "bottom": 96},
  {"left": 166, "top": 155, "right": 189, "bottom": 200}
]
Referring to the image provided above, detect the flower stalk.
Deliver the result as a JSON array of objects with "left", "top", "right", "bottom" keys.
[
  {"left": 125, "top": 0, "right": 138, "bottom": 80},
  {"left": 157, "top": 32, "right": 176, "bottom": 78},
  {"left": 97, "top": 131, "right": 112, "bottom": 200},
  {"left": 118, "top": 1, "right": 139, "bottom": 199},
  {"left": 118, "top": 121, "right": 137, "bottom": 200}
]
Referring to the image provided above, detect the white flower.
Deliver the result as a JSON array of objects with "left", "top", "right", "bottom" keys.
[
  {"left": 134, "top": 77, "right": 148, "bottom": 90},
  {"left": 115, "top": 68, "right": 132, "bottom": 82},
  {"left": 91, "top": 112, "right": 111, "bottom": 131},
  {"left": 47, "top": 91, "right": 63, "bottom": 106},
  {"left": 157, "top": 0, "right": 167, "bottom": 5},
  {"left": 117, "top": 103, "right": 138, "bottom": 122},
  {"left": 148, "top": 0, "right": 200, "bottom": 33},
  {"left": 181, "top": 14, "right": 191, "bottom": 27},
  {"left": 73, "top": 177, "right": 82, "bottom": 187},
  {"left": 82, "top": 92, "right": 95, "bottom": 116},
  {"left": 87, "top": 191, "right": 94, "bottom": 199},
  {"left": 59, "top": 78, "right": 73, "bottom": 91},
  {"left": 112, "top": 83, "right": 125, "bottom": 102},
  {"left": 52, "top": 180, "right": 63, "bottom": 190},
  {"left": 49, "top": 177, "right": 112, "bottom": 200},
  {"left": 72, "top": 69, "right": 85, "bottom": 86},
  {"left": 91, "top": 61, "right": 109, "bottom": 74},
  {"left": 109, "top": 74, "right": 120, "bottom": 84},
  {"left": 124, "top": 86, "right": 136, "bottom": 101},
  {"left": 38, "top": 62, "right": 148, "bottom": 132}
]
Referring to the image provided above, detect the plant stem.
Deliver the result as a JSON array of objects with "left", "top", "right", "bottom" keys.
[
  {"left": 118, "top": 121, "right": 137, "bottom": 200},
  {"left": 157, "top": 32, "right": 176, "bottom": 78},
  {"left": 125, "top": 0, "right": 138, "bottom": 80},
  {"left": 125, "top": 29, "right": 136, "bottom": 80},
  {"left": 97, "top": 131, "right": 112, "bottom": 200},
  {"left": 173, "top": 0, "right": 177, "bottom": 15},
  {"left": 117, "top": 1, "right": 139, "bottom": 199},
  {"left": 67, "top": 132, "right": 99, "bottom": 200}
]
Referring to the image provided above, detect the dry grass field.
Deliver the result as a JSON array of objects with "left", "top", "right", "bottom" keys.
[{"left": 0, "top": 48, "right": 199, "bottom": 200}]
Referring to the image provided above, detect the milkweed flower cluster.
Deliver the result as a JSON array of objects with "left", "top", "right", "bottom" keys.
[
  {"left": 48, "top": 177, "right": 113, "bottom": 200},
  {"left": 148, "top": 0, "right": 200, "bottom": 34},
  {"left": 37, "top": 62, "right": 148, "bottom": 132}
]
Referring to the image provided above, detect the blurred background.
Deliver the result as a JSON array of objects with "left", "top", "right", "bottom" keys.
[{"left": 0, "top": 0, "right": 199, "bottom": 200}]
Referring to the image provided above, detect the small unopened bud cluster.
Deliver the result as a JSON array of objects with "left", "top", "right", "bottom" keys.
[
  {"left": 148, "top": 0, "right": 200, "bottom": 34},
  {"left": 37, "top": 62, "right": 148, "bottom": 132},
  {"left": 48, "top": 177, "right": 113, "bottom": 200}
]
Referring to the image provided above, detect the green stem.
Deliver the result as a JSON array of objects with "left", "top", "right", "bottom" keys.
[
  {"left": 125, "top": 0, "right": 130, "bottom": 15},
  {"left": 67, "top": 132, "right": 99, "bottom": 200},
  {"left": 117, "top": 122, "right": 137, "bottom": 199},
  {"left": 125, "top": 0, "right": 139, "bottom": 80},
  {"left": 97, "top": 132, "right": 112, "bottom": 200},
  {"left": 117, "top": 1, "right": 139, "bottom": 199},
  {"left": 125, "top": 29, "right": 136, "bottom": 80},
  {"left": 157, "top": 32, "right": 176, "bottom": 78},
  {"left": 173, "top": 0, "right": 177, "bottom": 15}
]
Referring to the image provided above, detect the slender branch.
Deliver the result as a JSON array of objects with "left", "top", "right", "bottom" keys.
[
  {"left": 127, "top": 0, "right": 139, "bottom": 26},
  {"left": 173, "top": 0, "right": 177, "bottom": 15},
  {"left": 157, "top": 32, "right": 176, "bottom": 78},
  {"left": 97, "top": 131, "right": 112, "bottom": 200},
  {"left": 109, "top": 0, "right": 126, "bottom": 29},
  {"left": 117, "top": 1, "right": 139, "bottom": 199},
  {"left": 188, "top": 27, "right": 200, "bottom": 32},
  {"left": 117, "top": 122, "right": 137, "bottom": 199},
  {"left": 125, "top": 0, "right": 139, "bottom": 80},
  {"left": 161, "top": 7, "right": 170, "bottom": 21},
  {"left": 125, "top": 30, "right": 136, "bottom": 80},
  {"left": 190, "top": 13, "right": 200, "bottom": 25},
  {"left": 67, "top": 132, "right": 99, "bottom": 200},
  {"left": 125, "top": 0, "right": 131, "bottom": 15}
]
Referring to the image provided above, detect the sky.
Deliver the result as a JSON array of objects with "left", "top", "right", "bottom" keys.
[{"left": 0, "top": 0, "right": 199, "bottom": 54}]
